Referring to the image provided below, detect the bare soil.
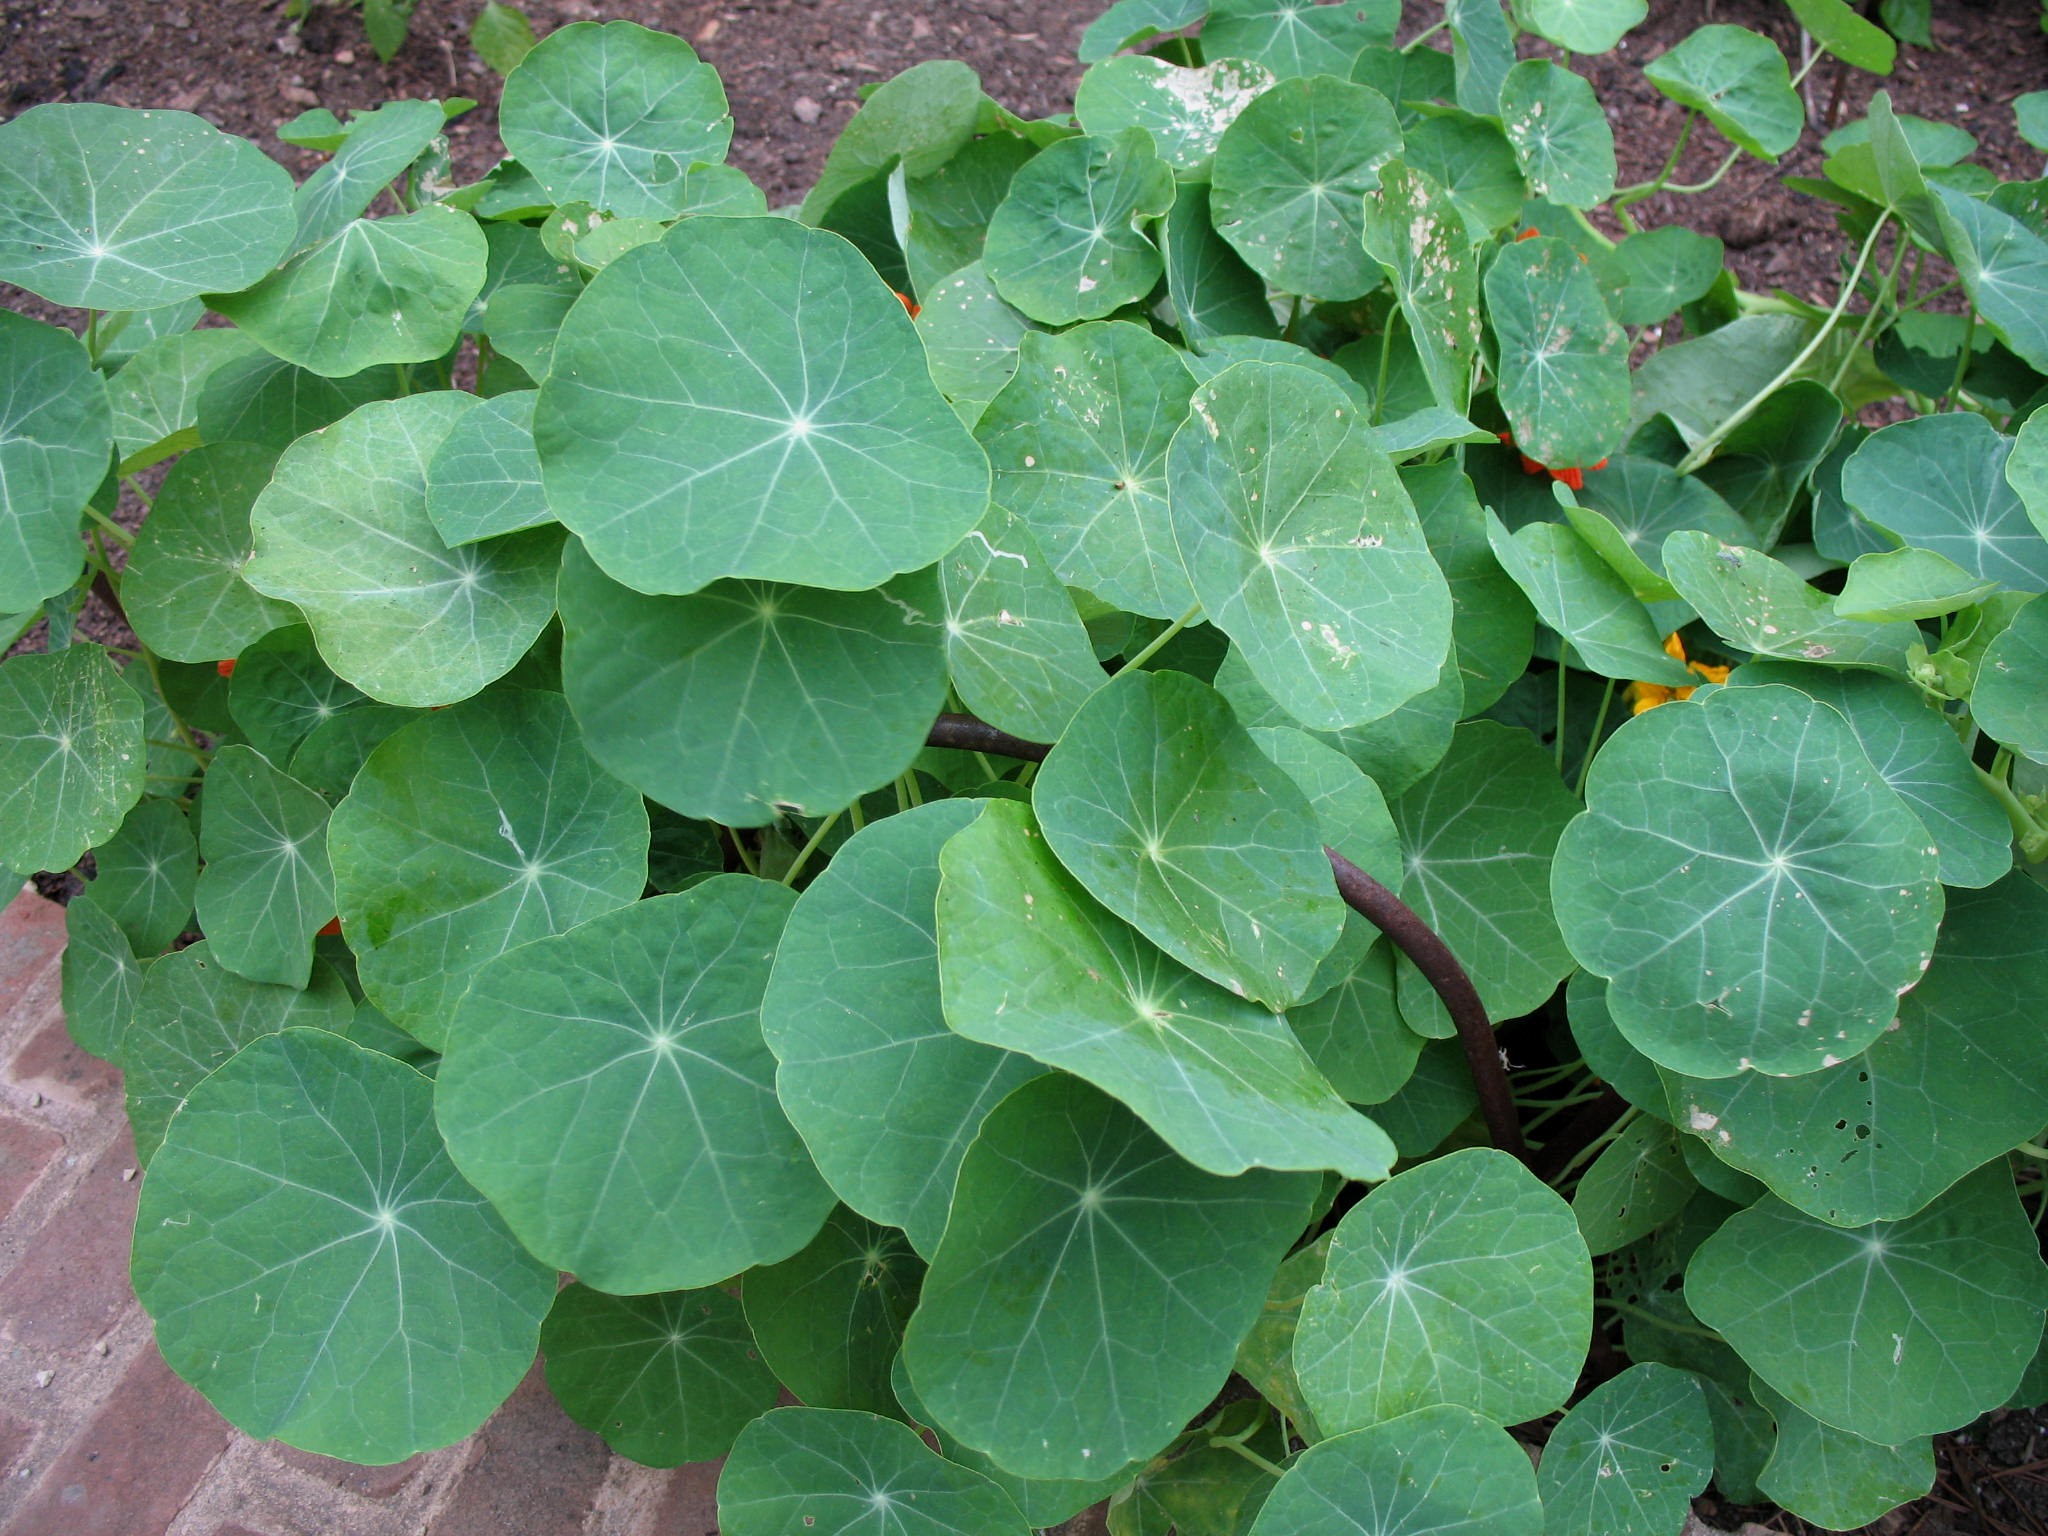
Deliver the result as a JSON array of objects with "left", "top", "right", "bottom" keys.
[{"left": 3, "top": 1, "right": 2047, "bottom": 1531}]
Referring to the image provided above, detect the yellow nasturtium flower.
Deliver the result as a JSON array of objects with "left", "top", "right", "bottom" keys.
[{"left": 1625, "top": 632, "right": 1731, "bottom": 715}]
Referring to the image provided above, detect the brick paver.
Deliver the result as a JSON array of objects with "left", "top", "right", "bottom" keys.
[{"left": 0, "top": 885, "right": 1111, "bottom": 1535}]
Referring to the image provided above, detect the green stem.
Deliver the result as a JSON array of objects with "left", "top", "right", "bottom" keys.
[
  {"left": 1402, "top": 17, "right": 1447, "bottom": 51},
  {"left": 1208, "top": 1433, "right": 1288, "bottom": 1481},
  {"left": 2013, "top": 1141, "right": 2048, "bottom": 1162},
  {"left": 1940, "top": 304, "right": 1976, "bottom": 410},
  {"left": 780, "top": 809, "right": 844, "bottom": 886},
  {"left": 1599, "top": 1297, "right": 1723, "bottom": 1343},
  {"left": 1575, "top": 678, "right": 1616, "bottom": 796},
  {"left": 145, "top": 736, "right": 211, "bottom": 761},
  {"left": 136, "top": 646, "right": 203, "bottom": 756},
  {"left": 1553, "top": 664, "right": 1570, "bottom": 775},
  {"left": 846, "top": 798, "right": 867, "bottom": 834},
  {"left": 1123, "top": 603, "right": 1202, "bottom": 672},
  {"left": 1826, "top": 229, "right": 1912, "bottom": 394},
  {"left": 1675, "top": 213, "right": 1890, "bottom": 476},
  {"left": 900, "top": 771, "right": 925, "bottom": 809},
  {"left": 1613, "top": 109, "right": 1697, "bottom": 214},
  {"left": 1976, "top": 756, "right": 2048, "bottom": 861},
  {"left": 1282, "top": 293, "right": 1303, "bottom": 346},
  {"left": 723, "top": 827, "right": 760, "bottom": 877},
  {"left": 1660, "top": 146, "right": 1742, "bottom": 197},
  {"left": 1566, "top": 205, "right": 1617, "bottom": 251},
  {"left": 82, "top": 503, "right": 135, "bottom": 550},
  {"left": 1790, "top": 47, "right": 1825, "bottom": 88},
  {"left": 1371, "top": 308, "right": 1400, "bottom": 425},
  {"left": 84, "top": 309, "right": 100, "bottom": 361}
]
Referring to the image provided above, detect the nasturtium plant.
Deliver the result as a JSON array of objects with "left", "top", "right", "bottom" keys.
[{"left": 6, "top": 5, "right": 2048, "bottom": 1529}]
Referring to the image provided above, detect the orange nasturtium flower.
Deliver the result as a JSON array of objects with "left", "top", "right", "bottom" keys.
[
  {"left": 1626, "top": 632, "right": 1731, "bottom": 715},
  {"left": 894, "top": 290, "right": 920, "bottom": 319},
  {"left": 216, "top": 658, "right": 236, "bottom": 678},
  {"left": 1496, "top": 431, "right": 1608, "bottom": 491}
]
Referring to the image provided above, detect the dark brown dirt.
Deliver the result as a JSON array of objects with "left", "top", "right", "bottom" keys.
[{"left": 4, "top": 4, "right": 2047, "bottom": 1532}]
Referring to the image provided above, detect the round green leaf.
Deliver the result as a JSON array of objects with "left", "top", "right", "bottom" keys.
[
  {"left": 1498, "top": 60, "right": 1616, "bottom": 208},
  {"left": 1511, "top": 0, "right": 1645, "bottom": 52},
  {"left": 1570, "top": 1115, "right": 1696, "bottom": 1255},
  {"left": 1835, "top": 547, "right": 2000, "bottom": 622},
  {"left": 1566, "top": 971, "right": 1670, "bottom": 1124},
  {"left": 1664, "top": 875, "right": 2048, "bottom": 1226},
  {"left": 984, "top": 129, "right": 1177, "bottom": 325},
  {"left": 121, "top": 941, "right": 354, "bottom": 1165},
  {"left": 1162, "top": 184, "right": 1283, "bottom": 347},
  {"left": 1535, "top": 1363, "right": 1713, "bottom": 1536},
  {"left": 900, "top": 134, "right": 1037, "bottom": 300},
  {"left": 1644, "top": 24, "right": 1804, "bottom": 160},
  {"left": 1217, "top": 641, "right": 1460, "bottom": 798},
  {"left": 1247, "top": 1404, "right": 1543, "bottom": 1536},
  {"left": 195, "top": 351, "right": 403, "bottom": 452},
  {"left": 425, "top": 390, "right": 552, "bottom": 547},
  {"left": 797, "top": 59, "right": 987, "bottom": 226},
  {"left": 327, "top": 687, "right": 648, "bottom": 1046},
  {"left": 1574, "top": 456, "right": 1747, "bottom": 583},
  {"left": 1974, "top": 593, "right": 2048, "bottom": 763},
  {"left": 1726, "top": 661, "right": 2012, "bottom": 889},
  {"left": 537, "top": 216, "right": 988, "bottom": 595},
  {"left": 1750, "top": 1378, "right": 1933, "bottom": 1531},
  {"left": 1556, "top": 684, "right": 1944, "bottom": 1078},
  {"left": 1485, "top": 234, "right": 1629, "bottom": 469},
  {"left": 437, "top": 877, "right": 831, "bottom": 1292},
  {"left": 1593, "top": 226, "right": 1727, "bottom": 327},
  {"left": 0, "top": 310, "right": 110, "bottom": 613},
  {"left": 557, "top": 543, "right": 948, "bottom": 827},
  {"left": 59, "top": 892, "right": 141, "bottom": 1063},
  {"left": 718, "top": 1408, "right": 1031, "bottom": 1536},
  {"left": 1929, "top": 183, "right": 2048, "bottom": 375},
  {"left": 1170, "top": 361, "right": 1451, "bottom": 731},
  {"left": 0, "top": 104, "right": 295, "bottom": 308},
  {"left": 1360, "top": 161, "right": 1484, "bottom": 413},
  {"left": 1400, "top": 112, "right": 1531, "bottom": 243},
  {"left": 133, "top": 1028, "right": 555, "bottom": 1463},
  {"left": 1662, "top": 532, "right": 1921, "bottom": 672},
  {"left": 292, "top": 100, "right": 446, "bottom": 250},
  {"left": 1842, "top": 414, "right": 2048, "bottom": 592},
  {"left": 226, "top": 623, "right": 370, "bottom": 762},
  {"left": 1387, "top": 722, "right": 1582, "bottom": 1035},
  {"left": 194, "top": 746, "right": 334, "bottom": 989},
  {"left": 913, "top": 261, "right": 1042, "bottom": 410},
  {"left": 761, "top": 800, "right": 1047, "bottom": 1257},
  {"left": 123, "top": 443, "right": 293, "bottom": 664},
  {"left": 1080, "top": 0, "right": 1207, "bottom": 62},
  {"left": 541, "top": 1283, "right": 778, "bottom": 1466},
  {"left": 1288, "top": 933, "right": 1423, "bottom": 1104},
  {"left": 938, "top": 509, "right": 1103, "bottom": 742},
  {"left": 245, "top": 393, "right": 565, "bottom": 708},
  {"left": 210, "top": 207, "right": 487, "bottom": 378},
  {"left": 1406, "top": 462, "right": 1533, "bottom": 715},
  {"left": 0, "top": 646, "right": 146, "bottom": 876},
  {"left": 499, "top": 21, "right": 731, "bottom": 219},
  {"left": 1211, "top": 74, "right": 1404, "bottom": 303},
  {"left": 107, "top": 328, "right": 261, "bottom": 472},
  {"left": 1685, "top": 1164, "right": 2048, "bottom": 1443},
  {"left": 1485, "top": 514, "right": 1696, "bottom": 685},
  {"left": 1295, "top": 1147, "right": 1591, "bottom": 1432},
  {"left": 975, "top": 320, "right": 1197, "bottom": 622},
  {"left": 744, "top": 1208, "right": 924, "bottom": 1418},
  {"left": 89, "top": 796, "right": 196, "bottom": 958},
  {"left": 1035, "top": 669, "right": 1346, "bottom": 1008},
  {"left": 2009, "top": 407, "right": 2048, "bottom": 540},
  {"left": 900, "top": 1072, "right": 1317, "bottom": 1480},
  {"left": 1249, "top": 725, "right": 1401, "bottom": 886},
  {"left": 1073, "top": 55, "right": 1275, "bottom": 174},
  {"left": 937, "top": 798, "right": 1395, "bottom": 1180},
  {"left": 1204, "top": 0, "right": 1398, "bottom": 79}
]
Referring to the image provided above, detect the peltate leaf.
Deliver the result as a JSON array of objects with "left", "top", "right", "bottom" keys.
[
  {"left": 0, "top": 647, "right": 146, "bottom": 876},
  {"left": 436, "top": 878, "right": 833, "bottom": 1294},
  {"left": 1643, "top": 24, "right": 1804, "bottom": 160},
  {"left": 1486, "top": 235, "right": 1629, "bottom": 469},
  {"left": 132, "top": 1028, "right": 555, "bottom": 1462},
  {"left": 1498, "top": 60, "right": 1617, "bottom": 208},
  {"left": 983, "top": 129, "right": 1177, "bottom": 324},
  {"left": 88, "top": 796, "right": 196, "bottom": 958},
  {"left": 900, "top": 1073, "right": 1317, "bottom": 1480},
  {"left": 1535, "top": 1363, "right": 1713, "bottom": 1536},
  {"left": 0, "top": 310, "right": 111, "bottom": 613},
  {"left": 536, "top": 216, "right": 989, "bottom": 594},
  {"left": 1554, "top": 683, "right": 1944, "bottom": 1078},
  {"left": 743, "top": 1208, "right": 924, "bottom": 1418}
]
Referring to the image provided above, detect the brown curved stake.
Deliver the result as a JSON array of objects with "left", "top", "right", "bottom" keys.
[
  {"left": 1324, "top": 848, "right": 1528, "bottom": 1162},
  {"left": 926, "top": 712, "right": 1053, "bottom": 763},
  {"left": 922, "top": 713, "right": 1529, "bottom": 1162}
]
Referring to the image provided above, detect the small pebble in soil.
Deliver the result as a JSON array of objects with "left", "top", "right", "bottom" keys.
[
  {"left": 793, "top": 95, "right": 821, "bottom": 123},
  {"left": 334, "top": 48, "right": 353, "bottom": 63}
]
